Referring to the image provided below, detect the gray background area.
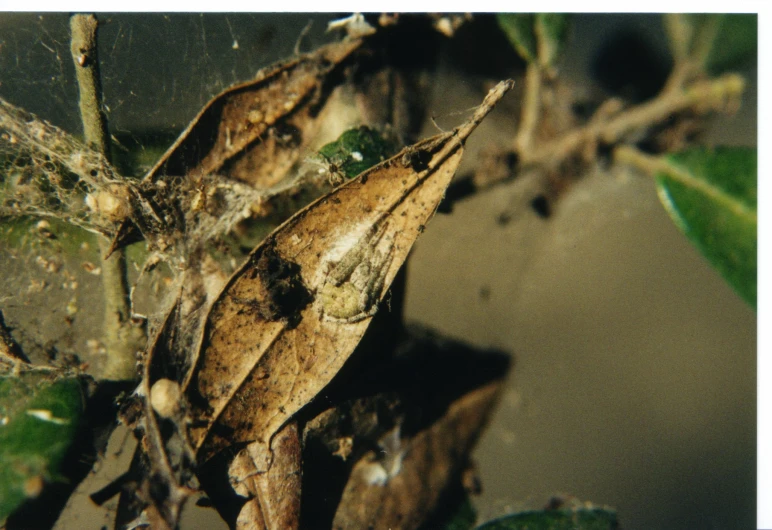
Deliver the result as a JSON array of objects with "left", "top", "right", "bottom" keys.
[{"left": 0, "top": 13, "right": 756, "bottom": 529}]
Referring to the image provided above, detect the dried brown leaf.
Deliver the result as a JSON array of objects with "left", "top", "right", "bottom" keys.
[
  {"left": 184, "top": 81, "right": 514, "bottom": 470},
  {"left": 145, "top": 38, "right": 363, "bottom": 188},
  {"left": 109, "top": 38, "right": 364, "bottom": 255},
  {"left": 331, "top": 380, "right": 502, "bottom": 529},
  {"left": 230, "top": 421, "right": 302, "bottom": 530},
  {"left": 114, "top": 301, "right": 198, "bottom": 530},
  {"left": 298, "top": 326, "right": 509, "bottom": 527}
]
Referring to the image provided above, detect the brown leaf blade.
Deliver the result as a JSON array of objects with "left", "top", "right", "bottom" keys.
[
  {"left": 297, "top": 326, "right": 510, "bottom": 527},
  {"left": 332, "top": 381, "right": 502, "bottom": 529},
  {"left": 185, "top": 81, "right": 514, "bottom": 468},
  {"left": 109, "top": 38, "right": 364, "bottom": 254},
  {"left": 230, "top": 421, "right": 302, "bottom": 530},
  {"left": 146, "top": 38, "right": 363, "bottom": 188}
]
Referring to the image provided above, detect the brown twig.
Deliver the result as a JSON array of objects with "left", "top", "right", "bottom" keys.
[
  {"left": 520, "top": 73, "right": 745, "bottom": 169},
  {"left": 453, "top": 71, "right": 745, "bottom": 213},
  {"left": 70, "top": 14, "right": 146, "bottom": 380},
  {"left": 513, "top": 64, "right": 541, "bottom": 155}
]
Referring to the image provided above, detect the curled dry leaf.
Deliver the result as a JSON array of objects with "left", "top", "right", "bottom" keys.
[
  {"left": 114, "top": 301, "right": 199, "bottom": 530},
  {"left": 144, "top": 39, "right": 362, "bottom": 188},
  {"left": 297, "top": 324, "right": 510, "bottom": 528},
  {"left": 109, "top": 38, "right": 364, "bottom": 255},
  {"left": 332, "top": 380, "right": 502, "bottom": 529},
  {"left": 184, "top": 81, "right": 514, "bottom": 471},
  {"left": 230, "top": 421, "right": 302, "bottom": 530}
]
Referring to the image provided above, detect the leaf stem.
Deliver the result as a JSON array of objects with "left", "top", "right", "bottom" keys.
[
  {"left": 70, "top": 14, "right": 145, "bottom": 380},
  {"left": 614, "top": 144, "right": 757, "bottom": 223}
]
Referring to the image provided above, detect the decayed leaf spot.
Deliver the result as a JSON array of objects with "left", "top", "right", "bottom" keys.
[
  {"left": 240, "top": 243, "right": 313, "bottom": 325},
  {"left": 185, "top": 81, "right": 514, "bottom": 468}
]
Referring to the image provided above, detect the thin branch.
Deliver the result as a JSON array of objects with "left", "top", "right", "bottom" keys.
[
  {"left": 661, "top": 16, "right": 721, "bottom": 96},
  {"left": 521, "top": 73, "right": 745, "bottom": 169},
  {"left": 70, "top": 14, "right": 146, "bottom": 380},
  {"left": 663, "top": 14, "right": 694, "bottom": 65},
  {"left": 660, "top": 61, "right": 696, "bottom": 95},
  {"left": 70, "top": 15, "right": 110, "bottom": 155},
  {"left": 450, "top": 72, "right": 746, "bottom": 211},
  {"left": 513, "top": 63, "right": 541, "bottom": 155}
]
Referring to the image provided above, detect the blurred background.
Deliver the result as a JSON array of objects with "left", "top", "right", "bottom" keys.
[{"left": 0, "top": 12, "right": 756, "bottom": 529}]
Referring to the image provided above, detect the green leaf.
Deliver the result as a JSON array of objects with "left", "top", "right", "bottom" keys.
[
  {"left": 496, "top": 14, "right": 537, "bottom": 63},
  {"left": 475, "top": 506, "right": 618, "bottom": 530},
  {"left": 0, "top": 374, "right": 84, "bottom": 523},
  {"left": 497, "top": 14, "right": 569, "bottom": 67},
  {"left": 535, "top": 14, "right": 570, "bottom": 68},
  {"left": 704, "top": 14, "right": 757, "bottom": 74},
  {"left": 654, "top": 147, "right": 757, "bottom": 307},
  {"left": 663, "top": 14, "right": 756, "bottom": 74},
  {"left": 316, "top": 126, "right": 400, "bottom": 180}
]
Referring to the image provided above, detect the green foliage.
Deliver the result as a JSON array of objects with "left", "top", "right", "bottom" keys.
[
  {"left": 316, "top": 126, "right": 400, "bottom": 180},
  {"left": 706, "top": 15, "right": 757, "bottom": 74},
  {"left": 654, "top": 147, "right": 756, "bottom": 307},
  {"left": 0, "top": 374, "right": 84, "bottom": 522},
  {"left": 497, "top": 14, "right": 537, "bottom": 62},
  {"left": 663, "top": 14, "right": 756, "bottom": 74},
  {"left": 535, "top": 14, "right": 570, "bottom": 68},
  {"left": 496, "top": 14, "right": 569, "bottom": 67},
  {"left": 475, "top": 506, "right": 618, "bottom": 530}
]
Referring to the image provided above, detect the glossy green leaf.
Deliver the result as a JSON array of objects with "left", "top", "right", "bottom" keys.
[
  {"left": 316, "top": 126, "right": 400, "bottom": 180},
  {"left": 476, "top": 507, "right": 618, "bottom": 530},
  {"left": 655, "top": 147, "right": 757, "bottom": 307},
  {"left": 0, "top": 374, "right": 84, "bottom": 522},
  {"left": 496, "top": 14, "right": 537, "bottom": 63}
]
